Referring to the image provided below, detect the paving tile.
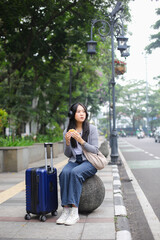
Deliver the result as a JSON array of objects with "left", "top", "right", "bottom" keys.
[
  {"left": 87, "top": 205, "right": 114, "bottom": 219},
  {"left": 0, "top": 222, "right": 26, "bottom": 238},
  {"left": 105, "top": 190, "right": 113, "bottom": 199},
  {"left": 103, "top": 183, "right": 113, "bottom": 189},
  {"left": 0, "top": 205, "right": 25, "bottom": 217},
  {"left": 14, "top": 222, "right": 85, "bottom": 240},
  {"left": 100, "top": 177, "right": 113, "bottom": 183},
  {"left": 81, "top": 222, "right": 115, "bottom": 240}
]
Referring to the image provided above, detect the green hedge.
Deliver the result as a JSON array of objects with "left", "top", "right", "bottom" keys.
[{"left": 0, "top": 134, "right": 63, "bottom": 147}]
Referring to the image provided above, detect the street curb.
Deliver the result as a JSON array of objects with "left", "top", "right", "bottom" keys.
[{"left": 112, "top": 165, "right": 132, "bottom": 240}]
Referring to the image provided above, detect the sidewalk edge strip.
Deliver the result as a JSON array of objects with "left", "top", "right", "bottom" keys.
[{"left": 112, "top": 153, "right": 132, "bottom": 240}]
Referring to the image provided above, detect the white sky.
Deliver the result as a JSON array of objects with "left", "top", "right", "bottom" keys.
[{"left": 119, "top": 0, "right": 160, "bottom": 86}]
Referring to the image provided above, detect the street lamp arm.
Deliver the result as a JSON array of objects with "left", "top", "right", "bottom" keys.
[
  {"left": 90, "top": 8, "right": 125, "bottom": 42},
  {"left": 90, "top": 19, "right": 111, "bottom": 41},
  {"left": 90, "top": 17, "right": 123, "bottom": 42},
  {"left": 113, "top": 20, "right": 123, "bottom": 37}
]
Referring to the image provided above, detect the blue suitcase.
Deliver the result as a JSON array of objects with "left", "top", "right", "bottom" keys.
[{"left": 25, "top": 143, "right": 58, "bottom": 222}]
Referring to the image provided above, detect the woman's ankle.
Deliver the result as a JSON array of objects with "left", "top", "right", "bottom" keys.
[{"left": 72, "top": 204, "right": 77, "bottom": 208}]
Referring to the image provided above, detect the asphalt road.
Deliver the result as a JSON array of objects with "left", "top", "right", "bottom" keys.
[{"left": 118, "top": 136, "right": 160, "bottom": 240}]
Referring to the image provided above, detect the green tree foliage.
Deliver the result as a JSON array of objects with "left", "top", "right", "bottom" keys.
[
  {"left": 116, "top": 79, "right": 149, "bottom": 130},
  {"left": 0, "top": 0, "right": 130, "bottom": 135},
  {"left": 148, "top": 89, "right": 160, "bottom": 128},
  {"left": 145, "top": 8, "right": 160, "bottom": 53},
  {"left": 0, "top": 109, "right": 8, "bottom": 134},
  {"left": 145, "top": 8, "right": 160, "bottom": 85}
]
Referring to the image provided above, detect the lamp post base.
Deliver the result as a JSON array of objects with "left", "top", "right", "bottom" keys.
[
  {"left": 108, "top": 160, "right": 122, "bottom": 165},
  {"left": 109, "top": 129, "right": 119, "bottom": 164}
]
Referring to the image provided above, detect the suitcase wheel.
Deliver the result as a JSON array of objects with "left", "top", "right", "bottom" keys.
[
  {"left": 52, "top": 210, "right": 58, "bottom": 216},
  {"left": 25, "top": 213, "right": 31, "bottom": 220},
  {"left": 39, "top": 215, "right": 46, "bottom": 222}
]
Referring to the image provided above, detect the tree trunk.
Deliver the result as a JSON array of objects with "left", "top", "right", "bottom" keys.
[{"left": 39, "top": 123, "right": 47, "bottom": 134}]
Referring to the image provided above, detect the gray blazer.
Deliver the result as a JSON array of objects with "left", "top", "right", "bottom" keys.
[{"left": 63, "top": 124, "right": 98, "bottom": 162}]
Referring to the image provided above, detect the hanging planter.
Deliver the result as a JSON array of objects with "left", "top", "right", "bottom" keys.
[{"left": 114, "top": 59, "right": 126, "bottom": 75}]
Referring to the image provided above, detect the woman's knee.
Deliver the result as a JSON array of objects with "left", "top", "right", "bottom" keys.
[
  {"left": 59, "top": 167, "right": 71, "bottom": 180},
  {"left": 70, "top": 168, "right": 84, "bottom": 182}
]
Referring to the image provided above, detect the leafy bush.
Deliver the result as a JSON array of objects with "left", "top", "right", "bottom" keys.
[
  {"left": 46, "top": 121, "right": 63, "bottom": 138},
  {"left": 0, "top": 120, "right": 63, "bottom": 146},
  {"left": 0, "top": 134, "right": 63, "bottom": 147},
  {"left": 0, "top": 109, "right": 8, "bottom": 133},
  {"left": 105, "top": 133, "right": 108, "bottom": 139},
  {"left": 0, "top": 136, "right": 34, "bottom": 147},
  {"left": 35, "top": 134, "right": 63, "bottom": 143}
]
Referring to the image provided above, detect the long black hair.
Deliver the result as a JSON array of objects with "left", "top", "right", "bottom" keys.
[{"left": 67, "top": 102, "right": 89, "bottom": 148}]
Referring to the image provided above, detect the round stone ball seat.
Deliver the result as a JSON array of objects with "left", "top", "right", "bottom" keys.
[{"left": 79, "top": 175, "right": 105, "bottom": 213}]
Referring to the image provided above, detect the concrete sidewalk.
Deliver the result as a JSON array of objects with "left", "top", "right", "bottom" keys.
[{"left": 0, "top": 138, "right": 130, "bottom": 240}]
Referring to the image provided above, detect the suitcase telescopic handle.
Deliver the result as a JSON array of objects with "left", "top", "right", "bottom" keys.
[
  {"left": 44, "top": 143, "right": 53, "bottom": 172},
  {"left": 44, "top": 143, "right": 53, "bottom": 148}
]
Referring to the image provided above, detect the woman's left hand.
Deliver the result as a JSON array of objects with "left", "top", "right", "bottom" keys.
[{"left": 70, "top": 131, "right": 85, "bottom": 145}]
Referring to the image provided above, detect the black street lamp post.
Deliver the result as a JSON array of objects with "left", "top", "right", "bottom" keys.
[
  {"left": 87, "top": 2, "right": 129, "bottom": 164},
  {"left": 109, "top": 81, "right": 112, "bottom": 139}
]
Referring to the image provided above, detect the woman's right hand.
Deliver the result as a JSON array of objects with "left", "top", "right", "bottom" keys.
[{"left": 65, "top": 131, "right": 72, "bottom": 146}]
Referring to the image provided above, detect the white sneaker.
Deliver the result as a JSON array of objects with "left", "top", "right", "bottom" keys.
[
  {"left": 56, "top": 207, "right": 70, "bottom": 225},
  {"left": 65, "top": 207, "right": 79, "bottom": 226}
]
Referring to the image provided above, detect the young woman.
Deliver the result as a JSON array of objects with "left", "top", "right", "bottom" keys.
[{"left": 56, "top": 102, "right": 99, "bottom": 226}]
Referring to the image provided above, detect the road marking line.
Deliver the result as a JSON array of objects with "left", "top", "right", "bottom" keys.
[
  {"left": 0, "top": 181, "right": 25, "bottom": 205},
  {"left": 149, "top": 153, "right": 154, "bottom": 157},
  {"left": 54, "top": 159, "right": 68, "bottom": 169},
  {"left": 119, "top": 140, "right": 145, "bottom": 152},
  {"left": 127, "top": 159, "right": 160, "bottom": 169},
  {"left": 0, "top": 158, "right": 68, "bottom": 205},
  {"left": 119, "top": 148, "right": 160, "bottom": 240}
]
